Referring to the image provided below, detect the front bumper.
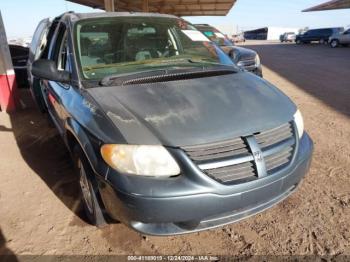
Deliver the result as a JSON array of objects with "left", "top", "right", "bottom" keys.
[
  {"left": 98, "top": 133, "right": 313, "bottom": 236},
  {"left": 240, "top": 64, "right": 262, "bottom": 77},
  {"left": 249, "top": 66, "right": 263, "bottom": 77}
]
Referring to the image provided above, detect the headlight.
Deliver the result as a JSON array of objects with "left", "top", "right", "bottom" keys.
[
  {"left": 101, "top": 144, "right": 180, "bottom": 177},
  {"left": 293, "top": 109, "right": 304, "bottom": 139},
  {"left": 230, "top": 50, "right": 238, "bottom": 62},
  {"left": 255, "top": 54, "right": 261, "bottom": 67}
]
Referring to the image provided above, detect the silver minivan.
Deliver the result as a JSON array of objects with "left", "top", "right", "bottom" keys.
[{"left": 329, "top": 28, "right": 350, "bottom": 48}]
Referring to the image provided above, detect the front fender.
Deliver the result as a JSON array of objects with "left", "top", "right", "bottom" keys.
[{"left": 65, "top": 117, "right": 105, "bottom": 178}]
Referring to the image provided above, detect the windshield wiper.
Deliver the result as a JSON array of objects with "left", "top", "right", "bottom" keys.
[
  {"left": 159, "top": 57, "right": 221, "bottom": 65},
  {"left": 85, "top": 57, "right": 220, "bottom": 73},
  {"left": 100, "top": 69, "right": 169, "bottom": 86},
  {"left": 100, "top": 66, "right": 237, "bottom": 87}
]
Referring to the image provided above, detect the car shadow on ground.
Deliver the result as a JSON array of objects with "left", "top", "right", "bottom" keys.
[
  {"left": 240, "top": 42, "right": 350, "bottom": 117},
  {"left": 8, "top": 105, "right": 89, "bottom": 225},
  {"left": 6, "top": 96, "right": 144, "bottom": 250},
  {"left": 0, "top": 228, "right": 18, "bottom": 261}
]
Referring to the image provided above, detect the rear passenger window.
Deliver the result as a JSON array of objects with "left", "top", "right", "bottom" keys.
[
  {"left": 29, "top": 19, "right": 49, "bottom": 60},
  {"left": 78, "top": 29, "right": 111, "bottom": 69},
  {"left": 127, "top": 27, "right": 156, "bottom": 37}
]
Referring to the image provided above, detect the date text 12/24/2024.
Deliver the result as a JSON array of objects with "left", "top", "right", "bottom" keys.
[{"left": 127, "top": 256, "right": 219, "bottom": 261}]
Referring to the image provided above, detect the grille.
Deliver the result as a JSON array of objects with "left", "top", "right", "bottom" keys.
[
  {"left": 182, "top": 137, "right": 249, "bottom": 163},
  {"left": 255, "top": 122, "right": 294, "bottom": 149},
  {"left": 205, "top": 161, "right": 256, "bottom": 184},
  {"left": 237, "top": 58, "right": 256, "bottom": 71},
  {"left": 264, "top": 146, "right": 294, "bottom": 174},
  {"left": 182, "top": 122, "right": 296, "bottom": 185}
]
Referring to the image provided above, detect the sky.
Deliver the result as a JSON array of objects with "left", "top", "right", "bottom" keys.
[{"left": 1, "top": 0, "right": 349, "bottom": 38}]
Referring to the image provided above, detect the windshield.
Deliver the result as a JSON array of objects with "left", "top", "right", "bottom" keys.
[
  {"left": 74, "top": 17, "right": 234, "bottom": 80},
  {"left": 197, "top": 28, "right": 233, "bottom": 47}
]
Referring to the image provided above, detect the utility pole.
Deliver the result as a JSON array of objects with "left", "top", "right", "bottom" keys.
[
  {"left": 143, "top": 0, "right": 149, "bottom": 12},
  {"left": 104, "top": 0, "right": 115, "bottom": 11}
]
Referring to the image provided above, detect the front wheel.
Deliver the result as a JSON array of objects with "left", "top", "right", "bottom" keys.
[
  {"left": 296, "top": 39, "right": 302, "bottom": 44},
  {"left": 330, "top": 39, "right": 339, "bottom": 48},
  {"left": 75, "top": 148, "right": 107, "bottom": 227}
]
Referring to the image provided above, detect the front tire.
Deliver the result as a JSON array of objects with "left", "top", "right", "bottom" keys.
[
  {"left": 75, "top": 147, "right": 107, "bottom": 227},
  {"left": 330, "top": 39, "right": 339, "bottom": 48},
  {"left": 296, "top": 39, "right": 302, "bottom": 44}
]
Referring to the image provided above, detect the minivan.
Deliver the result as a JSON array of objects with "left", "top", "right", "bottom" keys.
[{"left": 28, "top": 12, "right": 313, "bottom": 235}]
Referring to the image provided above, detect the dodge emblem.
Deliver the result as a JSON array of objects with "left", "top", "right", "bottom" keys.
[{"left": 254, "top": 151, "right": 263, "bottom": 162}]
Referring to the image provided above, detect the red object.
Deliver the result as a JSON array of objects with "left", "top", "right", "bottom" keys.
[
  {"left": 0, "top": 71, "right": 17, "bottom": 112},
  {"left": 48, "top": 92, "right": 56, "bottom": 105}
]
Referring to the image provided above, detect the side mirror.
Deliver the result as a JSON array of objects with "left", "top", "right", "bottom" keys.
[{"left": 32, "top": 59, "right": 70, "bottom": 83}]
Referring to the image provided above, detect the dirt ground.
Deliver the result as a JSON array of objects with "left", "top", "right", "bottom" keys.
[{"left": 0, "top": 41, "right": 349, "bottom": 258}]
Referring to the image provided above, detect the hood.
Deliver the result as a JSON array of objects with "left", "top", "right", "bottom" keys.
[
  {"left": 87, "top": 72, "right": 296, "bottom": 147},
  {"left": 221, "top": 46, "right": 257, "bottom": 63}
]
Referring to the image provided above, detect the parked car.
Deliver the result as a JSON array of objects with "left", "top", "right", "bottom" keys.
[
  {"left": 231, "top": 33, "right": 245, "bottom": 43},
  {"left": 280, "top": 32, "right": 296, "bottom": 43},
  {"left": 9, "top": 44, "right": 29, "bottom": 88},
  {"left": 194, "top": 24, "right": 262, "bottom": 77},
  {"left": 28, "top": 12, "right": 313, "bottom": 236},
  {"left": 295, "top": 27, "right": 344, "bottom": 44},
  {"left": 329, "top": 28, "right": 350, "bottom": 48}
]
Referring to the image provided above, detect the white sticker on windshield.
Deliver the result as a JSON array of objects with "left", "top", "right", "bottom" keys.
[
  {"left": 182, "top": 30, "right": 210, "bottom": 42},
  {"left": 214, "top": 32, "right": 225, "bottom": 38}
]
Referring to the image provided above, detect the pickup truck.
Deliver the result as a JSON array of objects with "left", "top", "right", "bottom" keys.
[{"left": 27, "top": 12, "right": 313, "bottom": 235}]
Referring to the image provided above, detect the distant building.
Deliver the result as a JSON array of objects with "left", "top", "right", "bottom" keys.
[
  {"left": 211, "top": 24, "right": 236, "bottom": 36},
  {"left": 8, "top": 37, "right": 32, "bottom": 47},
  {"left": 244, "top": 27, "right": 300, "bottom": 41}
]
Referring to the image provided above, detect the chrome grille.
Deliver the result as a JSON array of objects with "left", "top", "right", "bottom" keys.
[
  {"left": 182, "top": 122, "right": 296, "bottom": 185},
  {"left": 265, "top": 146, "right": 294, "bottom": 174},
  {"left": 237, "top": 58, "right": 256, "bottom": 71},
  {"left": 255, "top": 122, "right": 294, "bottom": 148},
  {"left": 205, "top": 161, "right": 256, "bottom": 184},
  {"left": 182, "top": 137, "right": 249, "bottom": 163}
]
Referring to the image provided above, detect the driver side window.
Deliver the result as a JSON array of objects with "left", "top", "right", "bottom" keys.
[
  {"left": 52, "top": 24, "right": 71, "bottom": 72},
  {"left": 57, "top": 32, "right": 69, "bottom": 71}
]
